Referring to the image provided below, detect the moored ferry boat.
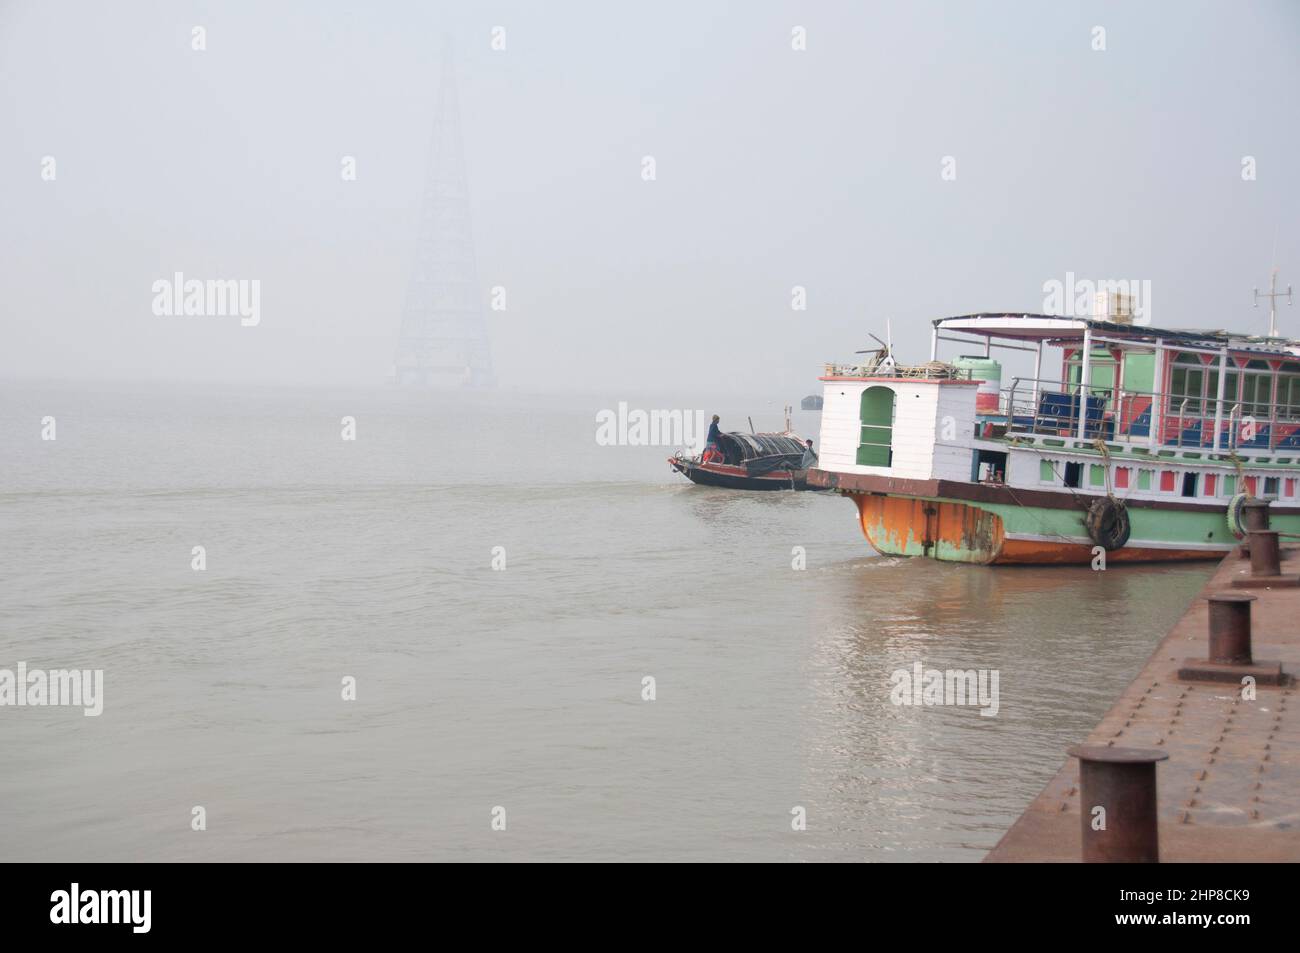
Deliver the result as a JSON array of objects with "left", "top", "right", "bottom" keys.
[{"left": 808, "top": 310, "right": 1300, "bottom": 563}]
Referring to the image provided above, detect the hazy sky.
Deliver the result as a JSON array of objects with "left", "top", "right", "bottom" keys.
[{"left": 2, "top": 0, "right": 1298, "bottom": 396}]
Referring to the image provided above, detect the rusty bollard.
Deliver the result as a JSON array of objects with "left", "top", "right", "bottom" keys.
[
  {"left": 1238, "top": 499, "right": 1269, "bottom": 558},
  {"left": 1179, "top": 592, "right": 1285, "bottom": 684},
  {"left": 1208, "top": 592, "right": 1256, "bottom": 663},
  {"left": 1232, "top": 527, "right": 1298, "bottom": 588},
  {"left": 1242, "top": 499, "right": 1271, "bottom": 532},
  {"left": 1248, "top": 530, "right": 1282, "bottom": 578},
  {"left": 1068, "top": 745, "right": 1168, "bottom": 863}
]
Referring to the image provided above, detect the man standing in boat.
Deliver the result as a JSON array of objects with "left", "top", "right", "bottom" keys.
[
  {"left": 703, "top": 414, "right": 723, "bottom": 463},
  {"left": 800, "top": 438, "right": 818, "bottom": 470}
]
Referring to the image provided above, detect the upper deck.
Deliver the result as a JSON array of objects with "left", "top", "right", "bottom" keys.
[{"left": 825, "top": 313, "right": 1300, "bottom": 457}]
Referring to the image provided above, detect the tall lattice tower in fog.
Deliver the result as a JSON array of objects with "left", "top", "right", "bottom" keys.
[{"left": 394, "top": 45, "right": 493, "bottom": 387}]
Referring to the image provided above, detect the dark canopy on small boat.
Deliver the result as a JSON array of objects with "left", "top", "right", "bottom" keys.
[
  {"left": 719, "top": 432, "right": 805, "bottom": 459},
  {"left": 715, "top": 432, "right": 807, "bottom": 472}
]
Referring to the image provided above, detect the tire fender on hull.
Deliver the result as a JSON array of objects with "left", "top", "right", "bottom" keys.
[
  {"left": 1085, "top": 497, "right": 1130, "bottom": 551},
  {"left": 1226, "top": 492, "right": 1252, "bottom": 540}
]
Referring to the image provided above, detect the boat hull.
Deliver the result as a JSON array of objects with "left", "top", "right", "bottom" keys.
[
  {"left": 810, "top": 469, "right": 1300, "bottom": 564},
  {"left": 851, "top": 493, "right": 1227, "bottom": 564},
  {"left": 669, "top": 458, "right": 815, "bottom": 491}
]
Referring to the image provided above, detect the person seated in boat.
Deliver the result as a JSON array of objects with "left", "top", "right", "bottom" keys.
[
  {"left": 800, "top": 439, "right": 818, "bottom": 470},
  {"left": 701, "top": 415, "right": 723, "bottom": 463}
]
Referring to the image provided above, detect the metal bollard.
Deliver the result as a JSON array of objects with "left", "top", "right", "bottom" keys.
[
  {"left": 1238, "top": 499, "right": 1270, "bottom": 559},
  {"left": 1068, "top": 745, "right": 1168, "bottom": 863},
  {"left": 1207, "top": 592, "right": 1256, "bottom": 664},
  {"left": 1180, "top": 591, "right": 1284, "bottom": 685},
  {"left": 1242, "top": 499, "right": 1271, "bottom": 532},
  {"left": 1248, "top": 530, "right": 1282, "bottom": 577}
]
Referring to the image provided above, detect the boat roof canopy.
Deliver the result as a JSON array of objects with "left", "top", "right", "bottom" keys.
[
  {"left": 720, "top": 432, "right": 806, "bottom": 460},
  {"left": 933, "top": 313, "right": 1300, "bottom": 358}
]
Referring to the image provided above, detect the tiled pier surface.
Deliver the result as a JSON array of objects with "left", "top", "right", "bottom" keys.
[{"left": 986, "top": 548, "right": 1300, "bottom": 862}]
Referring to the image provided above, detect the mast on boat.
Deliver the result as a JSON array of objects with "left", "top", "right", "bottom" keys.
[{"left": 1255, "top": 267, "right": 1293, "bottom": 340}]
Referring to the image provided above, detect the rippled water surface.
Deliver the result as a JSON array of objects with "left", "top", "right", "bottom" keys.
[{"left": 0, "top": 383, "right": 1213, "bottom": 860}]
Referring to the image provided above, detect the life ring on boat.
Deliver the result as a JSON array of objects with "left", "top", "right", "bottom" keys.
[
  {"left": 1226, "top": 492, "right": 1252, "bottom": 539},
  {"left": 1085, "top": 496, "right": 1130, "bottom": 550}
]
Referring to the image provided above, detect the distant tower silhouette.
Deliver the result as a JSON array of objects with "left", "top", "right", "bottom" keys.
[{"left": 394, "top": 42, "right": 493, "bottom": 387}]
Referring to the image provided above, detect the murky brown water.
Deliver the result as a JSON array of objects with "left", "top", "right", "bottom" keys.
[{"left": 0, "top": 383, "right": 1212, "bottom": 860}]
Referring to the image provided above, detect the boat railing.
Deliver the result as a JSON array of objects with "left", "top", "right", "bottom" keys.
[{"left": 998, "top": 377, "right": 1300, "bottom": 453}]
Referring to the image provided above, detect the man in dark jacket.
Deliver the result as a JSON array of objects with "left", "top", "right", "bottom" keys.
[
  {"left": 706, "top": 415, "right": 722, "bottom": 446},
  {"left": 703, "top": 415, "right": 723, "bottom": 462}
]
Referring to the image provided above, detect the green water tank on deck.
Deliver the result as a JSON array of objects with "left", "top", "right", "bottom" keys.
[{"left": 952, "top": 356, "right": 1002, "bottom": 414}]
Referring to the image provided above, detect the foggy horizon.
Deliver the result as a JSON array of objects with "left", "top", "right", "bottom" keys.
[{"left": 4, "top": 1, "right": 1298, "bottom": 398}]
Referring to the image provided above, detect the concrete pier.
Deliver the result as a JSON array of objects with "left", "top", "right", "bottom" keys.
[{"left": 986, "top": 547, "right": 1300, "bottom": 862}]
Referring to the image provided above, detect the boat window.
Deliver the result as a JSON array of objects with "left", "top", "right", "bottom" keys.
[
  {"left": 1063, "top": 461, "right": 1082, "bottom": 488},
  {"left": 1181, "top": 472, "right": 1197, "bottom": 498},
  {"left": 1168, "top": 363, "right": 1205, "bottom": 416},
  {"left": 857, "top": 386, "right": 894, "bottom": 467},
  {"left": 1065, "top": 349, "right": 1119, "bottom": 399},
  {"left": 1265, "top": 476, "right": 1280, "bottom": 497},
  {"left": 1241, "top": 372, "right": 1273, "bottom": 420},
  {"left": 1205, "top": 369, "right": 1240, "bottom": 416},
  {"left": 1279, "top": 372, "right": 1300, "bottom": 420}
]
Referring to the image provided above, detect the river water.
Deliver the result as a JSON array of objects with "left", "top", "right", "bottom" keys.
[{"left": 0, "top": 382, "right": 1212, "bottom": 861}]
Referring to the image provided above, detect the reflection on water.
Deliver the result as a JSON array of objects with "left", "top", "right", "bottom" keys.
[{"left": 792, "top": 559, "right": 1211, "bottom": 859}]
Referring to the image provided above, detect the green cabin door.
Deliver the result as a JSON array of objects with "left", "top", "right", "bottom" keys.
[{"left": 857, "top": 386, "right": 895, "bottom": 466}]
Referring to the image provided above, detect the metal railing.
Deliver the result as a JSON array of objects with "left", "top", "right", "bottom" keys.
[{"left": 999, "top": 377, "right": 1299, "bottom": 453}]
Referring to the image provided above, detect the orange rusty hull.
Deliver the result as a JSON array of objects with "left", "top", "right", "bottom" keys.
[
  {"left": 850, "top": 493, "right": 1217, "bottom": 565},
  {"left": 852, "top": 494, "right": 1003, "bottom": 563}
]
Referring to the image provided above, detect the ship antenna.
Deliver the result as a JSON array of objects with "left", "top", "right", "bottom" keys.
[{"left": 1254, "top": 265, "right": 1293, "bottom": 339}]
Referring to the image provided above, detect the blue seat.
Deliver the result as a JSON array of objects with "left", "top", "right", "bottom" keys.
[
  {"left": 1035, "top": 391, "right": 1106, "bottom": 436},
  {"left": 1128, "top": 411, "right": 1151, "bottom": 437},
  {"left": 1178, "top": 420, "right": 1203, "bottom": 446}
]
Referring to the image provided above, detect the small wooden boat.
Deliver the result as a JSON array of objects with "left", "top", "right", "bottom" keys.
[{"left": 669, "top": 431, "right": 823, "bottom": 491}]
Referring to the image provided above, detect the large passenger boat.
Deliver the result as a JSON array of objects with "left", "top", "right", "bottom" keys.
[{"left": 808, "top": 309, "right": 1300, "bottom": 563}]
